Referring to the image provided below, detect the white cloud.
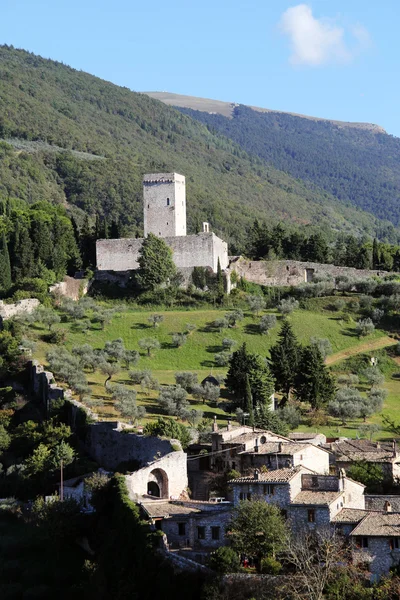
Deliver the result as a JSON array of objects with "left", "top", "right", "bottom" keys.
[{"left": 280, "top": 4, "right": 370, "bottom": 67}]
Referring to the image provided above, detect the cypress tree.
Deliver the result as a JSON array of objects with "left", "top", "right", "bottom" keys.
[
  {"left": 372, "top": 238, "right": 380, "bottom": 269},
  {"left": 268, "top": 320, "right": 300, "bottom": 404},
  {"left": 136, "top": 233, "right": 176, "bottom": 290},
  {"left": 226, "top": 343, "right": 274, "bottom": 409},
  {"left": 295, "top": 345, "right": 336, "bottom": 409},
  {"left": 244, "top": 373, "right": 254, "bottom": 427},
  {"left": 0, "top": 233, "right": 12, "bottom": 291}
]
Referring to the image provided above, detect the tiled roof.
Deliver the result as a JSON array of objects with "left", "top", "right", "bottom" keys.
[
  {"left": 229, "top": 466, "right": 306, "bottom": 484},
  {"left": 291, "top": 490, "right": 342, "bottom": 506},
  {"left": 330, "top": 439, "right": 396, "bottom": 463},
  {"left": 289, "top": 432, "right": 323, "bottom": 440},
  {"left": 239, "top": 442, "right": 311, "bottom": 456},
  {"left": 141, "top": 501, "right": 202, "bottom": 518},
  {"left": 350, "top": 513, "right": 400, "bottom": 537},
  {"left": 332, "top": 508, "right": 377, "bottom": 523}
]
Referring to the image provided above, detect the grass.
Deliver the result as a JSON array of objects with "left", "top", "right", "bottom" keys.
[{"left": 28, "top": 303, "right": 394, "bottom": 428}]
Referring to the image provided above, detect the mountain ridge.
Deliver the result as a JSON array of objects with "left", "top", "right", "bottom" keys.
[{"left": 143, "top": 91, "right": 387, "bottom": 134}]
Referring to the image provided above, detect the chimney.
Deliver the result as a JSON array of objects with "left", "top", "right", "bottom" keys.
[
  {"left": 385, "top": 501, "right": 392, "bottom": 513},
  {"left": 202, "top": 222, "right": 210, "bottom": 233},
  {"left": 278, "top": 442, "right": 283, "bottom": 453},
  {"left": 339, "top": 468, "right": 346, "bottom": 491},
  {"left": 376, "top": 441, "right": 381, "bottom": 449},
  {"left": 226, "top": 419, "right": 231, "bottom": 432},
  {"left": 212, "top": 415, "right": 218, "bottom": 433},
  {"left": 254, "top": 438, "right": 259, "bottom": 453},
  {"left": 254, "top": 469, "right": 260, "bottom": 480}
]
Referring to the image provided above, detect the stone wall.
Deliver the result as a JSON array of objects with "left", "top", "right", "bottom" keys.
[
  {"left": 96, "top": 232, "right": 229, "bottom": 273},
  {"left": 29, "top": 360, "right": 65, "bottom": 415},
  {"left": 352, "top": 538, "right": 400, "bottom": 576},
  {"left": 50, "top": 276, "right": 90, "bottom": 301},
  {"left": 83, "top": 421, "right": 179, "bottom": 470},
  {"left": 228, "top": 257, "right": 390, "bottom": 287},
  {"left": 0, "top": 298, "right": 39, "bottom": 320},
  {"left": 162, "top": 507, "right": 232, "bottom": 550},
  {"left": 125, "top": 451, "right": 188, "bottom": 500}
]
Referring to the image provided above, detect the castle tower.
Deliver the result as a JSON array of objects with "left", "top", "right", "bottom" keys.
[{"left": 143, "top": 173, "right": 187, "bottom": 238}]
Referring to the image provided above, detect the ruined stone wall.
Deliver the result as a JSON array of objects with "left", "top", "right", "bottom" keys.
[
  {"left": 83, "top": 421, "right": 178, "bottom": 470},
  {"left": 0, "top": 298, "right": 39, "bottom": 320},
  {"left": 50, "top": 276, "right": 90, "bottom": 301},
  {"left": 228, "top": 257, "right": 389, "bottom": 287},
  {"left": 96, "top": 232, "right": 228, "bottom": 272},
  {"left": 29, "top": 360, "right": 64, "bottom": 415}
]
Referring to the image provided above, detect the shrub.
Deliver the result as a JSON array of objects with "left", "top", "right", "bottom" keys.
[
  {"left": 260, "top": 556, "right": 282, "bottom": 575},
  {"left": 355, "top": 318, "right": 375, "bottom": 338},
  {"left": 259, "top": 314, "right": 277, "bottom": 335},
  {"left": 278, "top": 297, "right": 299, "bottom": 315},
  {"left": 208, "top": 547, "right": 240, "bottom": 574}
]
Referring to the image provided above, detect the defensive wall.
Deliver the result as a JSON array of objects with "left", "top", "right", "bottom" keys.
[
  {"left": 49, "top": 275, "right": 90, "bottom": 301},
  {"left": 96, "top": 232, "right": 229, "bottom": 273},
  {"left": 28, "top": 360, "right": 188, "bottom": 499},
  {"left": 228, "top": 257, "right": 390, "bottom": 287},
  {"left": 0, "top": 298, "right": 39, "bottom": 321}
]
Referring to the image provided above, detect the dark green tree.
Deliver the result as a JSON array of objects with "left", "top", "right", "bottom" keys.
[
  {"left": 136, "top": 233, "right": 176, "bottom": 290},
  {"left": 226, "top": 343, "right": 274, "bottom": 409},
  {"left": 372, "top": 238, "right": 380, "bottom": 269},
  {"left": 295, "top": 345, "right": 336, "bottom": 409},
  {"left": 0, "top": 232, "right": 11, "bottom": 291},
  {"left": 244, "top": 374, "right": 254, "bottom": 427},
  {"left": 268, "top": 321, "right": 300, "bottom": 404}
]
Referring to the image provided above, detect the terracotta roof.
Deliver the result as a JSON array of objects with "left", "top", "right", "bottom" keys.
[
  {"left": 229, "top": 466, "right": 306, "bottom": 484},
  {"left": 289, "top": 432, "right": 324, "bottom": 440},
  {"left": 141, "top": 501, "right": 202, "bottom": 518},
  {"left": 330, "top": 439, "right": 397, "bottom": 463},
  {"left": 239, "top": 442, "right": 312, "bottom": 456},
  {"left": 291, "top": 490, "right": 342, "bottom": 506},
  {"left": 332, "top": 508, "right": 377, "bottom": 524},
  {"left": 350, "top": 513, "right": 400, "bottom": 537}
]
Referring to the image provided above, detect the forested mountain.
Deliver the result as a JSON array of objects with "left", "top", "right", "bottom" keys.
[
  {"left": 0, "top": 46, "right": 396, "bottom": 254},
  {"left": 147, "top": 93, "right": 400, "bottom": 228}
]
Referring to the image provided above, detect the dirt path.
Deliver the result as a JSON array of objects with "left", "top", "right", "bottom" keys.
[{"left": 326, "top": 336, "right": 396, "bottom": 366}]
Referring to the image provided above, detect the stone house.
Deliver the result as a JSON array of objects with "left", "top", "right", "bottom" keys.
[
  {"left": 327, "top": 439, "right": 400, "bottom": 481},
  {"left": 238, "top": 441, "right": 330, "bottom": 475},
  {"left": 210, "top": 424, "right": 291, "bottom": 472},
  {"left": 229, "top": 468, "right": 365, "bottom": 529},
  {"left": 140, "top": 500, "right": 232, "bottom": 550},
  {"left": 349, "top": 512, "right": 400, "bottom": 577}
]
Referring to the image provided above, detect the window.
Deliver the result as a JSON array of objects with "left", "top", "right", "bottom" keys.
[
  {"left": 211, "top": 527, "right": 220, "bottom": 540},
  {"left": 300, "top": 455, "right": 303, "bottom": 461},
  {"left": 147, "top": 204, "right": 150, "bottom": 209},
  {"left": 263, "top": 484, "right": 274, "bottom": 495},
  {"left": 232, "top": 462, "right": 236, "bottom": 470},
  {"left": 311, "top": 476, "right": 319, "bottom": 488},
  {"left": 247, "top": 492, "right": 252, "bottom": 501},
  {"left": 167, "top": 198, "right": 170, "bottom": 206},
  {"left": 239, "top": 492, "right": 245, "bottom": 501},
  {"left": 390, "top": 538, "right": 400, "bottom": 550},
  {"left": 197, "top": 526, "right": 205, "bottom": 540},
  {"left": 308, "top": 509, "right": 315, "bottom": 523},
  {"left": 260, "top": 436, "right": 266, "bottom": 444},
  {"left": 178, "top": 523, "right": 186, "bottom": 536},
  {"left": 281, "top": 509, "right": 287, "bottom": 520},
  {"left": 355, "top": 537, "right": 368, "bottom": 549}
]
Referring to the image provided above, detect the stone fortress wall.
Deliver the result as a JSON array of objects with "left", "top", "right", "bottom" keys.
[
  {"left": 96, "top": 172, "right": 229, "bottom": 277},
  {"left": 96, "top": 232, "right": 228, "bottom": 273},
  {"left": 228, "top": 257, "right": 390, "bottom": 287}
]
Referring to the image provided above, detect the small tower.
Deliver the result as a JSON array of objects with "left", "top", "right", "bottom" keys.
[{"left": 143, "top": 173, "right": 186, "bottom": 238}]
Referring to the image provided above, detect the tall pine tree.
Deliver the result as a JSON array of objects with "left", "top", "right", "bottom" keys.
[{"left": 244, "top": 374, "right": 254, "bottom": 427}]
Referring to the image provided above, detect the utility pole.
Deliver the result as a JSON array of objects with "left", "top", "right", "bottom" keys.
[{"left": 60, "top": 459, "right": 64, "bottom": 502}]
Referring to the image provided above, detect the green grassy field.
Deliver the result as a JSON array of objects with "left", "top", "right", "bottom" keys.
[{"left": 28, "top": 303, "right": 399, "bottom": 433}]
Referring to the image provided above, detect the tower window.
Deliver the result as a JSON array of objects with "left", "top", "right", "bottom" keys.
[
  {"left": 147, "top": 204, "right": 149, "bottom": 209},
  {"left": 167, "top": 198, "right": 170, "bottom": 206}
]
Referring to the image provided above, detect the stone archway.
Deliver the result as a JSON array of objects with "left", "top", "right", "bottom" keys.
[{"left": 147, "top": 468, "right": 169, "bottom": 499}]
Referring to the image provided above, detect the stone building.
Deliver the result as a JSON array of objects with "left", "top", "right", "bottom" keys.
[
  {"left": 327, "top": 439, "right": 400, "bottom": 482},
  {"left": 349, "top": 512, "right": 400, "bottom": 577},
  {"left": 238, "top": 441, "right": 330, "bottom": 475},
  {"left": 96, "top": 172, "right": 229, "bottom": 279},
  {"left": 140, "top": 500, "right": 232, "bottom": 551}
]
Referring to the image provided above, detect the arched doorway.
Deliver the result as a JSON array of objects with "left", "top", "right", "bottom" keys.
[
  {"left": 147, "top": 481, "right": 161, "bottom": 497},
  {"left": 147, "top": 468, "right": 169, "bottom": 498}
]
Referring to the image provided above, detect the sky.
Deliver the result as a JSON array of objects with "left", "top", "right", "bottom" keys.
[{"left": 1, "top": 0, "right": 400, "bottom": 136}]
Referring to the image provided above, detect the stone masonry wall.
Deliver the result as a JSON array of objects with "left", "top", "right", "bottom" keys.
[
  {"left": 96, "top": 232, "right": 228, "bottom": 273},
  {"left": 0, "top": 298, "right": 39, "bottom": 320},
  {"left": 229, "top": 257, "right": 390, "bottom": 287},
  {"left": 125, "top": 450, "right": 188, "bottom": 500},
  {"left": 143, "top": 173, "right": 186, "bottom": 238}
]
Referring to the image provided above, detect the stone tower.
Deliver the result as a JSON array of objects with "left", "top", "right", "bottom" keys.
[{"left": 143, "top": 173, "right": 187, "bottom": 238}]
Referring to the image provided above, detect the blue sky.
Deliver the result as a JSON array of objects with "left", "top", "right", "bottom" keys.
[{"left": 2, "top": 0, "right": 400, "bottom": 135}]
